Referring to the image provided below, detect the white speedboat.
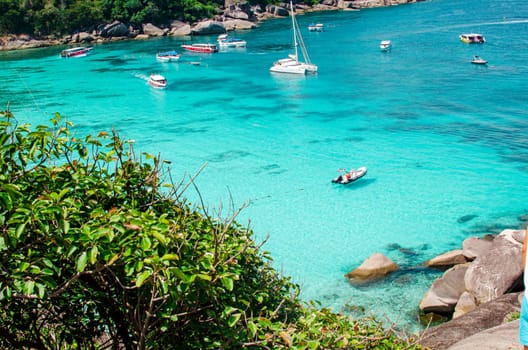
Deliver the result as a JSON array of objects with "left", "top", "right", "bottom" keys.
[
  {"left": 60, "top": 46, "right": 93, "bottom": 58},
  {"left": 148, "top": 74, "right": 167, "bottom": 88},
  {"left": 332, "top": 166, "right": 367, "bottom": 184},
  {"left": 308, "top": 23, "right": 324, "bottom": 32},
  {"left": 156, "top": 50, "right": 181, "bottom": 62},
  {"left": 217, "top": 34, "right": 247, "bottom": 48},
  {"left": 471, "top": 55, "right": 488, "bottom": 65},
  {"left": 380, "top": 40, "right": 392, "bottom": 51},
  {"left": 270, "top": 1, "right": 317, "bottom": 75}
]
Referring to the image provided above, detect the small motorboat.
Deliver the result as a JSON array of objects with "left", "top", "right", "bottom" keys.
[
  {"left": 217, "top": 34, "right": 247, "bottom": 48},
  {"left": 60, "top": 46, "right": 93, "bottom": 58},
  {"left": 459, "top": 33, "right": 485, "bottom": 44},
  {"left": 380, "top": 40, "right": 391, "bottom": 51},
  {"left": 332, "top": 166, "right": 367, "bottom": 185},
  {"left": 181, "top": 43, "right": 218, "bottom": 53},
  {"left": 148, "top": 74, "right": 167, "bottom": 88},
  {"left": 471, "top": 55, "right": 488, "bottom": 65},
  {"left": 156, "top": 50, "right": 181, "bottom": 62},
  {"left": 308, "top": 23, "right": 324, "bottom": 32}
]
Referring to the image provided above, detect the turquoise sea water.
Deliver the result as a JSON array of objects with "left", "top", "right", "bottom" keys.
[{"left": 2, "top": 0, "right": 528, "bottom": 332}]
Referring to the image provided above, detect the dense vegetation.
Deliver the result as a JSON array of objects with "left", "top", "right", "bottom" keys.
[
  {"left": 0, "top": 0, "right": 250, "bottom": 37},
  {"left": 0, "top": 108, "right": 425, "bottom": 349}
]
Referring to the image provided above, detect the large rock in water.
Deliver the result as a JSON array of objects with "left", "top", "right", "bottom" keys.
[
  {"left": 464, "top": 230, "right": 523, "bottom": 305},
  {"left": 419, "top": 263, "right": 469, "bottom": 314},
  {"left": 425, "top": 249, "right": 467, "bottom": 269},
  {"left": 345, "top": 253, "right": 398, "bottom": 282}
]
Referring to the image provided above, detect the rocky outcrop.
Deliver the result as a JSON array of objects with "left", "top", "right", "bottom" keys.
[
  {"left": 419, "top": 263, "right": 469, "bottom": 314},
  {"left": 191, "top": 20, "right": 226, "bottom": 35},
  {"left": 446, "top": 319, "right": 521, "bottom": 350},
  {"left": 0, "top": 35, "right": 60, "bottom": 50},
  {"left": 418, "top": 229, "right": 525, "bottom": 349},
  {"left": 73, "top": 32, "right": 95, "bottom": 43},
  {"left": 100, "top": 21, "right": 130, "bottom": 38},
  {"left": 464, "top": 232, "right": 523, "bottom": 304},
  {"left": 452, "top": 291, "right": 477, "bottom": 319},
  {"left": 169, "top": 21, "right": 192, "bottom": 36},
  {"left": 462, "top": 236, "right": 493, "bottom": 260},
  {"left": 419, "top": 292, "right": 521, "bottom": 350},
  {"left": 222, "top": 19, "right": 257, "bottom": 31},
  {"left": 142, "top": 23, "right": 167, "bottom": 37},
  {"left": 419, "top": 229, "right": 524, "bottom": 319},
  {"left": 426, "top": 249, "right": 468, "bottom": 269},
  {"left": 345, "top": 253, "right": 398, "bottom": 282}
]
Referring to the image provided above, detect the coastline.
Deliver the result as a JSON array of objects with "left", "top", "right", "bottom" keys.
[{"left": 0, "top": 0, "right": 421, "bottom": 52}]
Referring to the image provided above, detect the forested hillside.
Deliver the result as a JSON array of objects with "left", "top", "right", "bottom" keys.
[{"left": 0, "top": 0, "right": 272, "bottom": 37}]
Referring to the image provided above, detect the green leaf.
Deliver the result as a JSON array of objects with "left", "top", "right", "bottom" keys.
[
  {"left": 36, "top": 283, "right": 45, "bottom": 298},
  {"left": 196, "top": 273, "right": 211, "bottom": 281},
  {"left": 62, "top": 220, "right": 70, "bottom": 234},
  {"left": 0, "top": 192, "right": 13, "bottom": 210},
  {"left": 15, "top": 223, "right": 26, "bottom": 239},
  {"left": 161, "top": 253, "right": 179, "bottom": 261},
  {"left": 151, "top": 231, "right": 167, "bottom": 244},
  {"left": 221, "top": 277, "right": 234, "bottom": 291},
  {"left": 76, "top": 252, "right": 88, "bottom": 272},
  {"left": 136, "top": 270, "right": 151, "bottom": 287},
  {"left": 173, "top": 268, "right": 196, "bottom": 284},
  {"left": 140, "top": 236, "right": 151, "bottom": 251},
  {"left": 19, "top": 262, "right": 30, "bottom": 272},
  {"left": 23, "top": 280, "right": 35, "bottom": 296},
  {"left": 1, "top": 183, "right": 22, "bottom": 197},
  {"left": 227, "top": 313, "right": 241, "bottom": 328},
  {"left": 248, "top": 321, "right": 258, "bottom": 337},
  {"left": 223, "top": 306, "right": 236, "bottom": 316},
  {"left": 90, "top": 246, "right": 98, "bottom": 264}
]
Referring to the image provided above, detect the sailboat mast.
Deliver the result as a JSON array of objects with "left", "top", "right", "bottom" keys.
[
  {"left": 294, "top": 13, "right": 312, "bottom": 64},
  {"left": 290, "top": 1, "right": 299, "bottom": 63}
]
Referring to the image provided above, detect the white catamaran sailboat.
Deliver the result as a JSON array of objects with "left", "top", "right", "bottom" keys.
[{"left": 270, "top": 1, "right": 318, "bottom": 75}]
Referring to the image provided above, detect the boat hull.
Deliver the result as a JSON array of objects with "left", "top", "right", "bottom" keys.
[
  {"left": 380, "top": 40, "right": 392, "bottom": 51},
  {"left": 270, "top": 58, "right": 306, "bottom": 74},
  {"left": 308, "top": 24, "right": 324, "bottom": 32},
  {"left": 217, "top": 35, "right": 247, "bottom": 48},
  {"left": 181, "top": 44, "right": 218, "bottom": 53},
  {"left": 459, "top": 33, "right": 485, "bottom": 44},
  {"left": 332, "top": 166, "right": 367, "bottom": 185},
  {"left": 61, "top": 47, "right": 92, "bottom": 58},
  {"left": 156, "top": 51, "right": 181, "bottom": 62},
  {"left": 148, "top": 74, "right": 167, "bottom": 88}
]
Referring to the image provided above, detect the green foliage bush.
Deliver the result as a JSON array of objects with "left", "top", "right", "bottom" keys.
[{"left": 0, "top": 109, "right": 423, "bottom": 349}]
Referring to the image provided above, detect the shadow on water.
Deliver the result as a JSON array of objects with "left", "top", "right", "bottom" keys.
[{"left": 332, "top": 178, "right": 376, "bottom": 189}]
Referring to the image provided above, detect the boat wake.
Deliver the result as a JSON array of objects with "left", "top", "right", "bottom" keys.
[
  {"left": 441, "top": 18, "right": 528, "bottom": 30},
  {"left": 132, "top": 72, "right": 149, "bottom": 82}
]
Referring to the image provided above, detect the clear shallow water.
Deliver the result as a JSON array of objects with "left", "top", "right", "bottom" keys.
[{"left": 2, "top": 0, "right": 528, "bottom": 332}]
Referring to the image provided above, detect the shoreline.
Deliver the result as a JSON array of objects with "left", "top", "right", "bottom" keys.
[{"left": 0, "top": 0, "right": 421, "bottom": 52}]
